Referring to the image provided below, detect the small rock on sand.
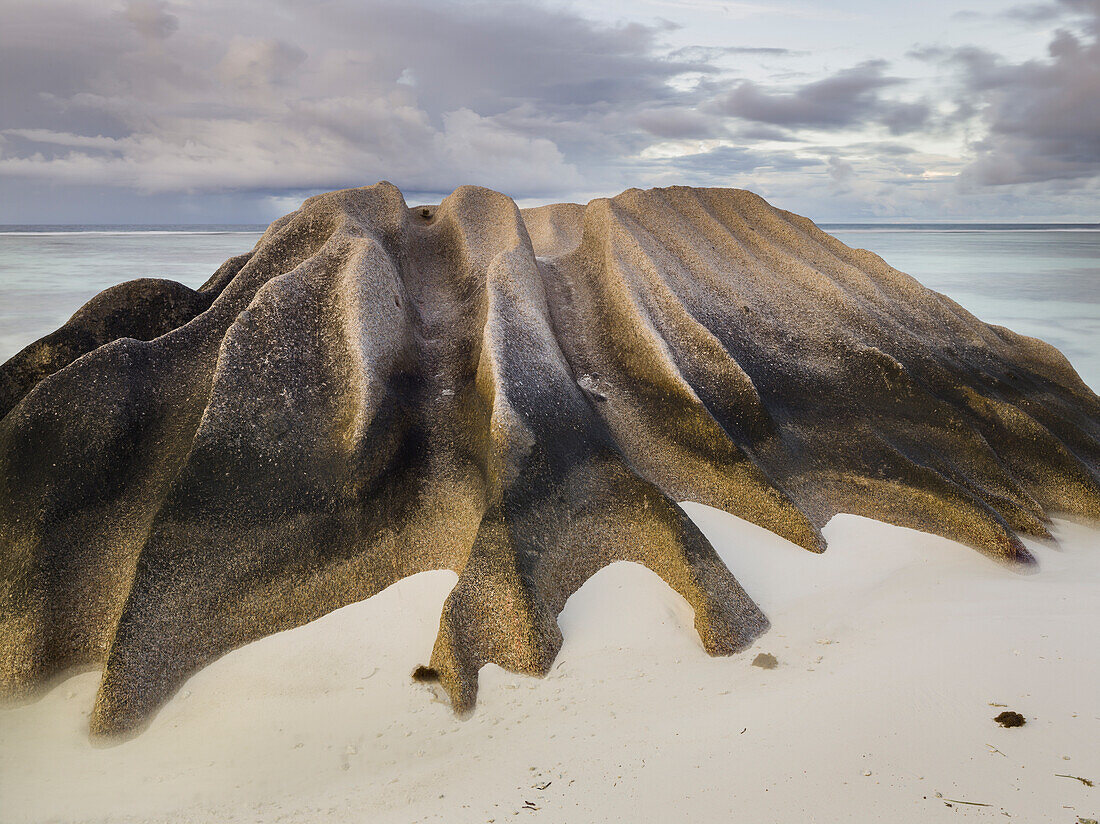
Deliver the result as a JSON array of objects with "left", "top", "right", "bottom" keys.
[{"left": 752, "top": 653, "right": 778, "bottom": 669}]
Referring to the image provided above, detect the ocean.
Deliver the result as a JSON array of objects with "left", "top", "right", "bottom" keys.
[
  {"left": 1, "top": 223, "right": 1098, "bottom": 390},
  {"left": 825, "top": 225, "right": 1100, "bottom": 390}
]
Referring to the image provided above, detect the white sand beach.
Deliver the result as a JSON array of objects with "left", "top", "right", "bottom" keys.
[{"left": 3, "top": 505, "right": 1096, "bottom": 823}]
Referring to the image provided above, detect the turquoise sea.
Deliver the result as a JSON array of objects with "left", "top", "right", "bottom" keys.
[{"left": 1, "top": 223, "right": 1098, "bottom": 390}]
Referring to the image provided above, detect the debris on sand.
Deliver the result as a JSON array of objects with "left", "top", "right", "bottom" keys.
[
  {"left": 1055, "top": 773, "right": 1095, "bottom": 787},
  {"left": 994, "top": 711, "right": 1026, "bottom": 727},
  {"left": 942, "top": 798, "right": 991, "bottom": 808},
  {"left": 752, "top": 653, "right": 778, "bottom": 669}
]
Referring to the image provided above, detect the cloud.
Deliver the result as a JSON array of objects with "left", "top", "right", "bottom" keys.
[
  {"left": 2, "top": 128, "right": 124, "bottom": 150},
  {"left": 925, "top": 2, "right": 1100, "bottom": 186},
  {"left": 1, "top": 0, "right": 864, "bottom": 208},
  {"left": 663, "top": 144, "right": 821, "bottom": 183},
  {"left": 632, "top": 107, "right": 727, "bottom": 139},
  {"left": 0, "top": 0, "right": 1095, "bottom": 222},
  {"left": 879, "top": 102, "right": 932, "bottom": 136},
  {"left": 0, "top": 0, "right": 702, "bottom": 199},
  {"left": 0, "top": 108, "right": 582, "bottom": 198},
  {"left": 667, "top": 45, "right": 800, "bottom": 61},
  {"left": 1002, "top": 0, "right": 1100, "bottom": 23},
  {"left": 122, "top": 1, "right": 179, "bottom": 39},
  {"left": 1003, "top": 3, "right": 1067, "bottom": 22},
  {"left": 827, "top": 154, "right": 855, "bottom": 183},
  {"left": 217, "top": 38, "right": 307, "bottom": 89},
  {"left": 714, "top": 60, "right": 930, "bottom": 133}
]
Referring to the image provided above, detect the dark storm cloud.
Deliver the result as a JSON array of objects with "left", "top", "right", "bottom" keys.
[{"left": 714, "top": 60, "right": 931, "bottom": 134}]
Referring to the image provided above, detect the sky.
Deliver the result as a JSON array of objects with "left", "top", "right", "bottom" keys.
[{"left": 1, "top": 0, "right": 1098, "bottom": 223}]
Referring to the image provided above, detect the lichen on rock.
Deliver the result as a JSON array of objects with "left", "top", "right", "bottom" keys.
[{"left": 1, "top": 182, "right": 1097, "bottom": 738}]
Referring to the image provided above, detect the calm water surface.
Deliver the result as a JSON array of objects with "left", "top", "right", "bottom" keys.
[
  {"left": 1, "top": 224, "right": 1097, "bottom": 389},
  {"left": 0, "top": 227, "right": 265, "bottom": 366},
  {"left": 827, "top": 227, "right": 1100, "bottom": 390}
]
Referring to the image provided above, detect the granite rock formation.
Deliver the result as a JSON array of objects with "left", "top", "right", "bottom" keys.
[{"left": 2, "top": 183, "right": 1098, "bottom": 738}]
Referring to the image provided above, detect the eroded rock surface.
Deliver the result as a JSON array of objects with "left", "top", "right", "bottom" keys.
[{"left": 1, "top": 183, "right": 1097, "bottom": 737}]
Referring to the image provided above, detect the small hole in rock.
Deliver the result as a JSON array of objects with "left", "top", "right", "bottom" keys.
[{"left": 412, "top": 665, "right": 439, "bottom": 683}]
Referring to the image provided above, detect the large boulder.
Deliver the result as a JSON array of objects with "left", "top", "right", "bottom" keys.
[{"left": 1, "top": 183, "right": 1097, "bottom": 738}]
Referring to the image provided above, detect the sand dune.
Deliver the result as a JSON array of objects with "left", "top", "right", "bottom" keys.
[{"left": 1, "top": 183, "right": 1098, "bottom": 742}]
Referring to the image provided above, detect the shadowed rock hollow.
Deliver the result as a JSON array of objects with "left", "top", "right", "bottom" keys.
[{"left": 1, "top": 183, "right": 1098, "bottom": 739}]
